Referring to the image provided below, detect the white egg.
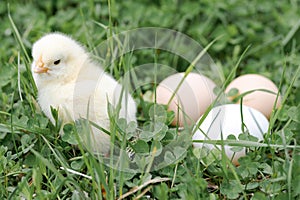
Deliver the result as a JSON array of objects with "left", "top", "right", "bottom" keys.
[
  {"left": 192, "top": 104, "right": 269, "bottom": 165},
  {"left": 156, "top": 72, "right": 216, "bottom": 126}
]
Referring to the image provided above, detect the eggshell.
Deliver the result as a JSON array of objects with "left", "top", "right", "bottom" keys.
[
  {"left": 192, "top": 104, "right": 269, "bottom": 165},
  {"left": 225, "top": 74, "right": 281, "bottom": 119},
  {"left": 156, "top": 72, "right": 216, "bottom": 126}
]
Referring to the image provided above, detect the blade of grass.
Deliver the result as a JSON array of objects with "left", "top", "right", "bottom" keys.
[
  {"left": 8, "top": 4, "right": 37, "bottom": 96},
  {"left": 193, "top": 45, "right": 252, "bottom": 135},
  {"left": 117, "top": 177, "right": 171, "bottom": 200},
  {"left": 282, "top": 19, "right": 300, "bottom": 46},
  {"left": 17, "top": 52, "right": 23, "bottom": 101},
  {"left": 269, "top": 65, "right": 300, "bottom": 130},
  {"left": 192, "top": 139, "right": 300, "bottom": 149},
  {"left": 167, "top": 36, "right": 222, "bottom": 106}
]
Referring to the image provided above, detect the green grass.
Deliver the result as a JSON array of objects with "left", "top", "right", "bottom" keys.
[{"left": 1, "top": 0, "right": 300, "bottom": 199}]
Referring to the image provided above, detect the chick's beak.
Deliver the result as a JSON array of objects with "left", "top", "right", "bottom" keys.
[{"left": 34, "top": 55, "right": 49, "bottom": 73}]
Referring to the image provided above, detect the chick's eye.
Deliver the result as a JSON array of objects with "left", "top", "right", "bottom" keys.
[{"left": 54, "top": 60, "right": 61, "bottom": 65}]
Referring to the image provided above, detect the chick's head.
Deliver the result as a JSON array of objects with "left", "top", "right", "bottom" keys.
[{"left": 31, "top": 33, "right": 88, "bottom": 85}]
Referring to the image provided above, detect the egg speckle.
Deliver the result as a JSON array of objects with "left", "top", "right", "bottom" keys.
[
  {"left": 156, "top": 72, "right": 216, "bottom": 126},
  {"left": 225, "top": 74, "right": 281, "bottom": 119},
  {"left": 192, "top": 104, "right": 269, "bottom": 165}
]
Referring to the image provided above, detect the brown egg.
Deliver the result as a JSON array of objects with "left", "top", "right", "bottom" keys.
[
  {"left": 225, "top": 74, "right": 281, "bottom": 119},
  {"left": 156, "top": 72, "right": 216, "bottom": 126}
]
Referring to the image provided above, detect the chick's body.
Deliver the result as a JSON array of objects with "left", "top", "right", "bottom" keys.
[{"left": 31, "top": 33, "right": 136, "bottom": 154}]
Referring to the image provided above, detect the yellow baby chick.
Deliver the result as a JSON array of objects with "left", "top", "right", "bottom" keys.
[{"left": 31, "top": 32, "right": 136, "bottom": 154}]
